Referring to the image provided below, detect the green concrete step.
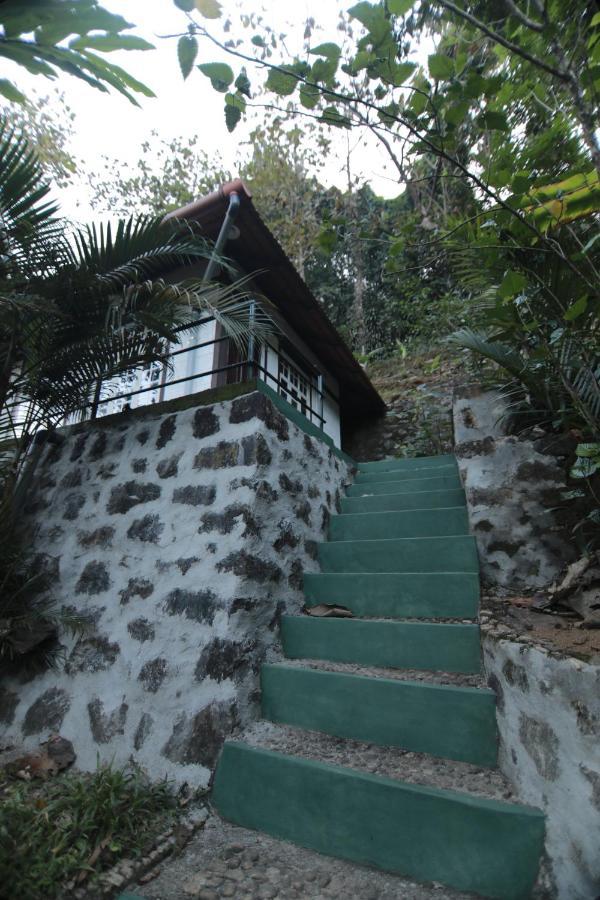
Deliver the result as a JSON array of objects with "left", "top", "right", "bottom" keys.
[
  {"left": 357, "top": 453, "right": 457, "bottom": 472},
  {"left": 303, "top": 572, "right": 480, "bottom": 618},
  {"left": 281, "top": 617, "right": 481, "bottom": 673},
  {"left": 341, "top": 487, "right": 466, "bottom": 514},
  {"left": 213, "top": 743, "right": 545, "bottom": 900},
  {"left": 346, "top": 474, "right": 462, "bottom": 496},
  {"left": 261, "top": 664, "right": 497, "bottom": 766},
  {"left": 318, "top": 535, "right": 479, "bottom": 573},
  {"left": 354, "top": 464, "right": 458, "bottom": 484},
  {"left": 329, "top": 507, "right": 469, "bottom": 541}
]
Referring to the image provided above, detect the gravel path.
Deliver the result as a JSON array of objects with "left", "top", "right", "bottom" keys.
[{"left": 135, "top": 812, "right": 477, "bottom": 900}]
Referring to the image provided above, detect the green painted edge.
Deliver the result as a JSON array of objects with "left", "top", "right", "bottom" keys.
[
  {"left": 302, "top": 571, "right": 480, "bottom": 618},
  {"left": 354, "top": 464, "right": 458, "bottom": 484},
  {"left": 340, "top": 488, "right": 467, "bottom": 513},
  {"left": 256, "top": 380, "right": 355, "bottom": 465},
  {"left": 281, "top": 616, "right": 482, "bottom": 673},
  {"left": 357, "top": 453, "right": 457, "bottom": 471},
  {"left": 213, "top": 742, "right": 545, "bottom": 900},
  {"left": 346, "top": 475, "right": 463, "bottom": 496},
  {"left": 329, "top": 506, "right": 470, "bottom": 541},
  {"left": 317, "top": 535, "right": 480, "bottom": 574},
  {"left": 261, "top": 663, "right": 498, "bottom": 766}
]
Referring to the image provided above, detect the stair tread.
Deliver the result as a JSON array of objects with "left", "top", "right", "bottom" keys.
[
  {"left": 282, "top": 616, "right": 481, "bottom": 674},
  {"left": 242, "top": 721, "right": 516, "bottom": 804},
  {"left": 214, "top": 743, "right": 545, "bottom": 900},
  {"left": 277, "top": 657, "right": 486, "bottom": 689}
]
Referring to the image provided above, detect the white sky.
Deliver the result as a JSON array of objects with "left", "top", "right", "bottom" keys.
[{"left": 3, "top": 0, "right": 411, "bottom": 222}]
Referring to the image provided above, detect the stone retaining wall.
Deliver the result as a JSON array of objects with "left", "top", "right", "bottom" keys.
[
  {"left": 483, "top": 637, "right": 600, "bottom": 899},
  {"left": 0, "top": 390, "right": 351, "bottom": 785}
]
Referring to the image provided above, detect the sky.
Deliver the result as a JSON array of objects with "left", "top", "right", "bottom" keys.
[{"left": 3, "top": 0, "right": 410, "bottom": 223}]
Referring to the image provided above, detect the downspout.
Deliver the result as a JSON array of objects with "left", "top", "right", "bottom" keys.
[
  {"left": 159, "top": 190, "right": 242, "bottom": 400},
  {"left": 203, "top": 191, "right": 241, "bottom": 284},
  {"left": 204, "top": 191, "right": 241, "bottom": 388}
]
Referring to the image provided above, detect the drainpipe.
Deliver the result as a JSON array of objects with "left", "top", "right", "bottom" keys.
[
  {"left": 203, "top": 191, "right": 241, "bottom": 284},
  {"left": 159, "top": 191, "right": 242, "bottom": 400}
]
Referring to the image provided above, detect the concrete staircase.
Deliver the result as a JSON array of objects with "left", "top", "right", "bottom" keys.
[{"left": 213, "top": 455, "right": 545, "bottom": 899}]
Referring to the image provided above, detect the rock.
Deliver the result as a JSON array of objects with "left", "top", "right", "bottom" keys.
[
  {"left": 193, "top": 406, "right": 219, "bottom": 439},
  {"left": 156, "top": 414, "right": 177, "bottom": 449},
  {"left": 173, "top": 485, "right": 216, "bottom": 506},
  {"left": 127, "top": 513, "right": 164, "bottom": 543},
  {"left": 194, "top": 441, "right": 240, "bottom": 469},
  {"left": 107, "top": 481, "right": 161, "bottom": 514},
  {"left": 23, "top": 688, "right": 70, "bottom": 736}
]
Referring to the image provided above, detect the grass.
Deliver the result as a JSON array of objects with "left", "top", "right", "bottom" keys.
[{"left": 0, "top": 761, "right": 179, "bottom": 900}]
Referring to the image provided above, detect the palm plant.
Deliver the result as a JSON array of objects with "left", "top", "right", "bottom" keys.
[{"left": 0, "top": 117, "right": 269, "bottom": 668}]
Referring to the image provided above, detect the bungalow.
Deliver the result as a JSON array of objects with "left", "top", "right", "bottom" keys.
[{"left": 94, "top": 179, "right": 385, "bottom": 450}]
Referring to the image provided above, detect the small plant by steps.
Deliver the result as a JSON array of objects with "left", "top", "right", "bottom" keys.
[{"left": 0, "top": 761, "right": 178, "bottom": 899}]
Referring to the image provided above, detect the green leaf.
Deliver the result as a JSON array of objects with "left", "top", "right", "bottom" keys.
[
  {"left": 197, "top": 61, "right": 234, "bottom": 92},
  {"left": 194, "top": 0, "right": 222, "bottom": 18},
  {"left": 69, "top": 35, "right": 154, "bottom": 53},
  {"left": 300, "top": 82, "right": 320, "bottom": 109},
  {"left": 388, "top": 0, "right": 415, "bottom": 14},
  {"left": 0, "top": 78, "right": 26, "bottom": 103},
  {"left": 498, "top": 270, "right": 528, "bottom": 299},
  {"left": 375, "top": 59, "right": 416, "bottom": 86},
  {"left": 309, "top": 42, "right": 341, "bottom": 59},
  {"left": 320, "top": 106, "right": 351, "bottom": 128},
  {"left": 224, "top": 93, "right": 245, "bottom": 131},
  {"left": 177, "top": 35, "right": 198, "bottom": 79},
  {"left": 174, "top": 0, "right": 196, "bottom": 9},
  {"left": 265, "top": 66, "right": 301, "bottom": 96},
  {"left": 348, "top": 2, "right": 391, "bottom": 45},
  {"left": 564, "top": 295, "right": 588, "bottom": 321},
  {"left": 444, "top": 100, "right": 469, "bottom": 125},
  {"left": 575, "top": 442, "right": 600, "bottom": 459},
  {"left": 251, "top": 35, "right": 266, "bottom": 47},
  {"left": 428, "top": 53, "right": 454, "bottom": 80},
  {"left": 235, "top": 69, "right": 251, "bottom": 97},
  {"left": 476, "top": 110, "right": 509, "bottom": 131},
  {"left": 591, "top": 12, "right": 600, "bottom": 26},
  {"left": 511, "top": 172, "right": 532, "bottom": 193}
]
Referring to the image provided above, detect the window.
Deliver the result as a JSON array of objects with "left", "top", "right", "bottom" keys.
[{"left": 278, "top": 355, "right": 311, "bottom": 418}]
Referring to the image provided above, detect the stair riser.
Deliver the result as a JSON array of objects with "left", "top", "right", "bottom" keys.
[
  {"left": 341, "top": 488, "right": 466, "bottom": 514},
  {"left": 318, "top": 536, "right": 479, "bottom": 574},
  {"left": 355, "top": 465, "right": 458, "bottom": 484},
  {"left": 357, "top": 453, "right": 457, "bottom": 473},
  {"left": 346, "top": 475, "right": 462, "bottom": 496},
  {"left": 261, "top": 665, "right": 498, "bottom": 767},
  {"left": 329, "top": 507, "right": 469, "bottom": 541},
  {"left": 213, "top": 743, "right": 545, "bottom": 900},
  {"left": 303, "top": 572, "right": 480, "bottom": 618},
  {"left": 281, "top": 617, "right": 481, "bottom": 673}
]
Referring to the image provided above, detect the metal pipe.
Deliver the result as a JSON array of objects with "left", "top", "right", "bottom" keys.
[{"left": 203, "top": 191, "right": 241, "bottom": 284}]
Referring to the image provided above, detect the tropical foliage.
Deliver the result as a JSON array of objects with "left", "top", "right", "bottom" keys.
[{"left": 0, "top": 0, "right": 154, "bottom": 105}]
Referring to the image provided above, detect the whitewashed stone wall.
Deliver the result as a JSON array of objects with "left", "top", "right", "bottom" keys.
[
  {"left": 0, "top": 390, "right": 351, "bottom": 786},
  {"left": 483, "top": 637, "right": 600, "bottom": 899},
  {"left": 453, "top": 386, "right": 577, "bottom": 589}
]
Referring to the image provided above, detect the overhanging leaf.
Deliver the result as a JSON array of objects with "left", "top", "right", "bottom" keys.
[
  {"left": 498, "top": 270, "right": 528, "bottom": 299},
  {"left": 564, "top": 296, "right": 588, "bottom": 321},
  {"left": 428, "top": 53, "right": 454, "bottom": 80},
  {"left": 177, "top": 35, "right": 198, "bottom": 79},
  {"left": 197, "top": 61, "right": 233, "bottom": 92},
  {"left": 195, "top": 0, "right": 222, "bottom": 18},
  {"left": 388, "top": 0, "right": 415, "bottom": 13}
]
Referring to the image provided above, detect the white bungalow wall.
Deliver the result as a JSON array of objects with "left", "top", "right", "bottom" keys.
[{"left": 90, "top": 304, "right": 341, "bottom": 448}]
